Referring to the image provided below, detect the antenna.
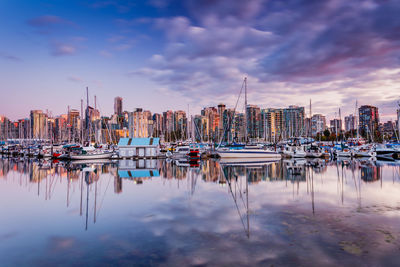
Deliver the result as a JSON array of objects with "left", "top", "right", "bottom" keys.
[{"left": 244, "top": 77, "right": 248, "bottom": 143}]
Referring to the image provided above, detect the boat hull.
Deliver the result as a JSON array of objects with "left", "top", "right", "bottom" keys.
[
  {"left": 219, "top": 157, "right": 280, "bottom": 166},
  {"left": 70, "top": 152, "right": 114, "bottom": 160},
  {"left": 283, "top": 151, "right": 307, "bottom": 158},
  {"left": 217, "top": 149, "right": 281, "bottom": 159}
]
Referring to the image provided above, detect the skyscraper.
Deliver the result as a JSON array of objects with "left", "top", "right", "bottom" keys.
[
  {"left": 246, "top": 105, "right": 261, "bottom": 139},
  {"left": 114, "top": 97, "right": 123, "bottom": 116},
  {"left": 152, "top": 113, "right": 163, "bottom": 137},
  {"left": 262, "top": 108, "right": 284, "bottom": 142},
  {"left": 162, "top": 110, "right": 174, "bottom": 140},
  {"left": 283, "top": 106, "right": 305, "bottom": 138},
  {"left": 68, "top": 109, "right": 80, "bottom": 142},
  {"left": 217, "top": 103, "right": 226, "bottom": 138},
  {"left": 359, "top": 105, "right": 379, "bottom": 137},
  {"left": 344, "top": 114, "right": 356, "bottom": 132},
  {"left": 201, "top": 107, "right": 219, "bottom": 141},
  {"left": 174, "top": 110, "right": 187, "bottom": 140},
  {"left": 330, "top": 119, "right": 342, "bottom": 134},
  {"left": 128, "top": 108, "right": 148, "bottom": 138},
  {"left": 30, "top": 110, "right": 48, "bottom": 139},
  {"left": 311, "top": 114, "right": 326, "bottom": 136},
  {"left": 0, "top": 116, "right": 9, "bottom": 140}
]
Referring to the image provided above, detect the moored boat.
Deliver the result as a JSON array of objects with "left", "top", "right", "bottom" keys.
[{"left": 69, "top": 151, "right": 114, "bottom": 160}]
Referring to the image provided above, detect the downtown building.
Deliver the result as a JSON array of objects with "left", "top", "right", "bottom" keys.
[
  {"left": 344, "top": 114, "right": 356, "bottom": 132},
  {"left": 329, "top": 119, "right": 342, "bottom": 134},
  {"left": 201, "top": 107, "right": 219, "bottom": 142},
  {"left": 246, "top": 105, "right": 261, "bottom": 140},
  {"left": 114, "top": 97, "right": 123, "bottom": 116},
  {"left": 311, "top": 114, "right": 326, "bottom": 136},
  {"left": 0, "top": 116, "right": 10, "bottom": 140},
  {"left": 359, "top": 105, "right": 379, "bottom": 137},
  {"left": 162, "top": 110, "right": 175, "bottom": 141},
  {"left": 261, "top": 108, "right": 284, "bottom": 142},
  {"left": 174, "top": 110, "right": 187, "bottom": 140},
  {"left": 30, "top": 110, "right": 48, "bottom": 139},
  {"left": 67, "top": 109, "right": 81, "bottom": 142},
  {"left": 152, "top": 113, "right": 163, "bottom": 137},
  {"left": 128, "top": 108, "right": 150, "bottom": 138},
  {"left": 283, "top": 106, "right": 305, "bottom": 138}
]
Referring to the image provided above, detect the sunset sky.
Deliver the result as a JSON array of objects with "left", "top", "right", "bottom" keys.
[{"left": 1, "top": 0, "right": 400, "bottom": 121}]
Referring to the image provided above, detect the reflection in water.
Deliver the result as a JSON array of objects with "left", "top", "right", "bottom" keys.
[
  {"left": 1, "top": 156, "right": 400, "bottom": 266},
  {"left": 1, "top": 157, "right": 398, "bottom": 226}
]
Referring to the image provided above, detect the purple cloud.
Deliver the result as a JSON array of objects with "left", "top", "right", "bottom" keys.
[
  {"left": 51, "top": 43, "right": 77, "bottom": 56},
  {"left": 27, "top": 15, "right": 75, "bottom": 29},
  {"left": 67, "top": 76, "right": 83, "bottom": 82},
  {"left": 0, "top": 52, "right": 21, "bottom": 62},
  {"left": 128, "top": 0, "right": 400, "bottom": 118}
]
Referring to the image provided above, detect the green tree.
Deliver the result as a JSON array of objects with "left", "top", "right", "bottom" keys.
[{"left": 323, "top": 129, "right": 330, "bottom": 138}]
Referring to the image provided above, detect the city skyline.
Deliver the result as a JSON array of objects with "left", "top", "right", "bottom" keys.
[
  {"left": 1, "top": 0, "right": 400, "bottom": 121},
  {"left": 1, "top": 94, "right": 398, "bottom": 143}
]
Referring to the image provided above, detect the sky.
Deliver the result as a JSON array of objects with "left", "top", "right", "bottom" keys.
[{"left": 0, "top": 0, "right": 400, "bottom": 122}]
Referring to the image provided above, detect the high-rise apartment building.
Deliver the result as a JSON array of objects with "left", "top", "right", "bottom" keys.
[
  {"left": 283, "top": 106, "right": 305, "bottom": 138},
  {"left": 246, "top": 105, "right": 261, "bottom": 139},
  {"left": 359, "top": 105, "right": 379, "bottom": 137},
  {"left": 217, "top": 103, "right": 226, "bottom": 138},
  {"left": 344, "top": 114, "right": 356, "bottom": 132},
  {"left": 152, "top": 113, "right": 163, "bottom": 137},
  {"left": 330, "top": 119, "right": 342, "bottom": 134},
  {"left": 311, "top": 114, "right": 326, "bottom": 136},
  {"left": 30, "top": 110, "right": 48, "bottom": 139},
  {"left": 128, "top": 108, "right": 148, "bottom": 138},
  {"left": 114, "top": 97, "right": 123, "bottom": 116},
  {"left": 174, "top": 110, "right": 187, "bottom": 139},
  {"left": 162, "top": 110, "right": 174, "bottom": 136},
  {"left": 201, "top": 107, "right": 219, "bottom": 141}
]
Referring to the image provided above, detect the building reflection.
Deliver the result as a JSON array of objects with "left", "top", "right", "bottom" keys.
[
  {"left": 360, "top": 162, "right": 381, "bottom": 182},
  {"left": 0, "top": 157, "right": 390, "bottom": 188},
  {"left": 0, "top": 157, "right": 399, "bottom": 233}
]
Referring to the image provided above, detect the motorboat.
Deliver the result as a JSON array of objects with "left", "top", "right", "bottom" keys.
[
  {"left": 305, "top": 145, "right": 323, "bottom": 158},
  {"left": 167, "top": 145, "right": 190, "bottom": 159},
  {"left": 283, "top": 144, "right": 307, "bottom": 158},
  {"left": 336, "top": 148, "right": 353, "bottom": 157},
  {"left": 352, "top": 145, "right": 376, "bottom": 158},
  {"left": 69, "top": 151, "right": 114, "bottom": 160},
  {"left": 374, "top": 144, "right": 399, "bottom": 160}
]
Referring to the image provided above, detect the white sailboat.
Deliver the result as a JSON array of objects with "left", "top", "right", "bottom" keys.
[
  {"left": 69, "top": 151, "right": 114, "bottom": 160},
  {"left": 217, "top": 77, "right": 281, "bottom": 159}
]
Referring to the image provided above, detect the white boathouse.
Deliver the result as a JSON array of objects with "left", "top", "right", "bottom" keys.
[{"left": 118, "top": 137, "right": 160, "bottom": 158}]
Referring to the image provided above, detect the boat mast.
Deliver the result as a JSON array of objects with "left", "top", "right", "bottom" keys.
[
  {"left": 80, "top": 99, "right": 84, "bottom": 145},
  {"left": 86, "top": 87, "right": 90, "bottom": 145},
  {"left": 355, "top": 100, "right": 359, "bottom": 143},
  {"left": 244, "top": 77, "right": 248, "bottom": 143},
  {"left": 339, "top": 108, "right": 342, "bottom": 142},
  {"left": 94, "top": 95, "right": 97, "bottom": 144},
  {"left": 397, "top": 101, "right": 400, "bottom": 142},
  {"left": 309, "top": 99, "right": 312, "bottom": 138},
  {"left": 68, "top": 105, "right": 71, "bottom": 143}
]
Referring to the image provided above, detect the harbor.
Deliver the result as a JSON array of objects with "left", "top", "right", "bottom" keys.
[
  {"left": 2, "top": 0, "right": 400, "bottom": 266},
  {"left": 1, "top": 156, "right": 400, "bottom": 266}
]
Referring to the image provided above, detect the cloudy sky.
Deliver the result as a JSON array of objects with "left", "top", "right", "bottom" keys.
[{"left": 1, "top": 0, "right": 400, "bottom": 121}]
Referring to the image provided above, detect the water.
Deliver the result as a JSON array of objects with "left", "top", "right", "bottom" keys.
[{"left": 1, "top": 157, "right": 400, "bottom": 266}]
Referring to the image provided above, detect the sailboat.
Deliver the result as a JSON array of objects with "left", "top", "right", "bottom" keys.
[
  {"left": 217, "top": 77, "right": 281, "bottom": 160},
  {"left": 69, "top": 88, "right": 114, "bottom": 160}
]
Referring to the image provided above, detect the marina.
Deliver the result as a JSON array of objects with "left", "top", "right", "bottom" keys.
[
  {"left": 2, "top": 0, "right": 400, "bottom": 265},
  {"left": 0, "top": 157, "right": 400, "bottom": 266}
]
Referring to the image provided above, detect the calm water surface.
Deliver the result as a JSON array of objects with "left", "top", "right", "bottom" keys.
[{"left": 1, "top": 157, "right": 400, "bottom": 266}]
